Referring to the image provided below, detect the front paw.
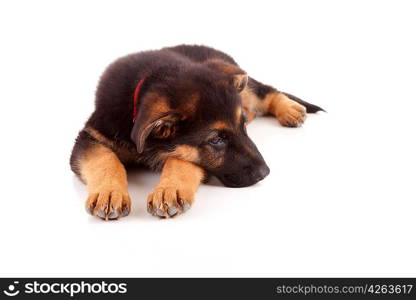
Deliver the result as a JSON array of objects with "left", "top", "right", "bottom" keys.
[
  {"left": 147, "top": 186, "right": 194, "bottom": 218},
  {"left": 86, "top": 190, "right": 131, "bottom": 220}
]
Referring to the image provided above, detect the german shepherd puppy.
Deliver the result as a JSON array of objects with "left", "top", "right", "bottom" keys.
[{"left": 70, "top": 45, "right": 324, "bottom": 220}]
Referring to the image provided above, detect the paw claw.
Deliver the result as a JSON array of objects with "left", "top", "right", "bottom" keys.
[
  {"left": 147, "top": 187, "right": 194, "bottom": 218},
  {"left": 147, "top": 206, "right": 153, "bottom": 214},
  {"left": 85, "top": 190, "right": 131, "bottom": 221},
  {"left": 168, "top": 206, "right": 178, "bottom": 216},
  {"left": 122, "top": 207, "right": 130, "bottom": 217},
  {"left": 108, "top": 211, "right": 118, "bottom": 220},
  {"left": 96, "top": 209, "right": 106, "bottom": 219},
  {"left": 86, "top": 205, "right": 94, "bottom": 215}
]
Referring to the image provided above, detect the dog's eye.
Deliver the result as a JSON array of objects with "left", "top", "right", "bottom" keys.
[{"left": 209, "top": 136, "right": 227, "bottom": 147}]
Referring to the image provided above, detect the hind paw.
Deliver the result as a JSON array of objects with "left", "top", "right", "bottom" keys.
[
  {"left": 268, "top": 93, "right": 307, "bottom": 127},
  {"left": 276, "top": 100, "right": 307, "bottom": 127}
]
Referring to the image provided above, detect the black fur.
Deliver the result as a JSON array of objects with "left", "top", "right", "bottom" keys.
[
  {"left": 70, "top": 45, "right": 323, "bottom": 187},
  {"left": 282, "top": 92, "right": 325, "bottom": 113}
]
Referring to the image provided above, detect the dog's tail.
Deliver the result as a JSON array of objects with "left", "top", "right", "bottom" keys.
[{"left": 282, "top": 92, "right": 326, "bottom": 113}]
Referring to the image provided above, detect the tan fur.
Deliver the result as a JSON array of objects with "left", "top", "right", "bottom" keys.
[
  {"left": 239, "top": 89, "right": 307, "bottom": 127},
  {"left": 235, "top": 106, "right": 242, "bottom": 123},
  {"left": 242, "top": 107, "right": 256, "bottom": 124},
  {"left": 265, "top": 92, "right": 307, "bottom": 127},
  {"left": 205, "top": 58, "right": 242, "bottom": 74},
  {"left": 84, "top": 127, "right": 113, "bottom": 148},
  {"left": 180, "top": 92, "right": 199, "bottom": 116},
  {"left": 236, "top": 105, "right": 256, "bottom": 125},
  {"left": 158, "top": 145, "right": 200, "bottom": 165},
  {"left": 80, "top": 143, "right": 131, "bottom": 220},
  {"left": 144, "top": 91, "right": 199, "bottom": 118},
  {"left": 239, "top": 87, "right": 268, "bottom": 119},
  {"left": 151, "top": 114, "right": 178, "bottom": 139},
  {"left": 203, "top": 147, "right": 225, "bottom": 169},
  {"left": 144, "top": 93, "right": 171, "bottom": 117},
  {"left": 84, "top": 127, "right": 137, "bottom": 163},
  {"left": 170, "top": 145, "right": 200, "bottom": 162},
  {"left": 212, "top": 121, "right": 230, "bottom": 130},
  {"left": 233, "top": 73, "right": 248, "bottom": 91},
  {"left": 147, "top": 157, "right": 204, "bottom": 217},
  {"left": 204, "top": 59, "right": 247, "bottom": 91}
]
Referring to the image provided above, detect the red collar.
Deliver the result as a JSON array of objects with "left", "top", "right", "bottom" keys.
[{"left": 133, "top": 78, "right": 146, "bottom": 122}]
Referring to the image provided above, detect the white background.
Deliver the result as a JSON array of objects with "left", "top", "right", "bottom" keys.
[{"left": 1, "top": 0, "right": 415, "bottom": 277}]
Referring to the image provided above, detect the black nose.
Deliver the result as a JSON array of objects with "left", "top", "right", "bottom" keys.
[
  {"left": 252, "top": 164, "right": 270, "bottom": 182},
  {"left": 220, "top": 164, "right": 270, "bottom": 188}
]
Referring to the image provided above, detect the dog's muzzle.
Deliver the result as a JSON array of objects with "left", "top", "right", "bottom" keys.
[{"left": 220, "top": 163, "right": 270, "bottom": 187}]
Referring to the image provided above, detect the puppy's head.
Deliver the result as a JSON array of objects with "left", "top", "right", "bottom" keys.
[{"left": 131, "top": 61, "right": 269, "bottom": 187}]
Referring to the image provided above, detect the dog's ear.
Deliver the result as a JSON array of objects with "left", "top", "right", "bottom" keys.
[
  {"left": 204, "top": 59, "right": 248, "bottom": 92},
  {"left": 131, "top": 114, "right": 180, "bottom": 153},
  {"left": 232, "top": 73, "right": 248, "bottom": 92},
  {"left": 130, "top": 94, "right": 181, "bottom": 153}
]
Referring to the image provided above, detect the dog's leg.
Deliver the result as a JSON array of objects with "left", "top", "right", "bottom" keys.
[
  {"left": 70, "top": 131, "right": 131, "bottom": 220},
  {"left": 147, "top": 157, "right": 204, "bottom": 218},
  {"left": 240, "top": 77, "right": 324, "bottom": 127}
]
